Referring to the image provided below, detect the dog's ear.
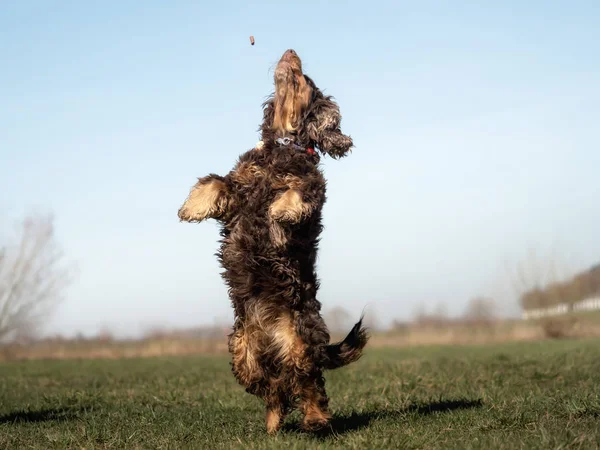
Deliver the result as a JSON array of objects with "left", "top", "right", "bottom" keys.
[
  {"left": 307, "top": 102, "right": 353, "bottom": 159},
  {"left": 259, "top": 97, "right": 276, "bottom": 143},
  {"left": 318, "top": 131, "right": 353, "bottom": 159}
]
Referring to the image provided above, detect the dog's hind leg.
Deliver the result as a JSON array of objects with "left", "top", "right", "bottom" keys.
[
  {"left": 178, "top": 174, "right": 232, "bottom": 223},
  {"left": 297, "top": 371, "right": 331, "bottom": 431},
  {"left": 228, "top": 324, "right": 264, "bottom": 393},
  {"left": 264, "top": 390, "right": 291, "bottom": 435},
  {"left": 265, "top": 404, "right": 283, "bottom": 435},
  {"left": 289, "top": 307, "right": 332, "bottom": 430}
]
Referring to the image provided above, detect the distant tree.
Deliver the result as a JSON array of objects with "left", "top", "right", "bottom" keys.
[
  {"left": 324, "top": 306, "right": 352, "bottom": 334},
  {"left": 0, "top": 213, "right": 73, "bottom": 342},
  {"left": 508, "top": 247, "right": 570, "bottom": 312},
  {"left": 390, "top": 319, "right": 410, "bottom": 332},
  {"left": 590, "top": 265, "right": 600, "bottom": 295},
  {"left": 511, "top": 247, "right": 600, "bottom": 314},
  {"left": 412, "top": 304, "right": 428, "bottom": 325},
  {"left": 520, "top": 287, "right": 546, "bottom": 310},
  {"left": 412, "top": 302, "right": 449, "bottom": 327},
  {"left": 432, "top": 301, "right": 449, "bottom": 324},
  {"left": 464, "top": 296, "right": 496, "bottom": 325}
]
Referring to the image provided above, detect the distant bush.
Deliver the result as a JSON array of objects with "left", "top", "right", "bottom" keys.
[
  {"left": 539, "top": 316, "right": 578, "bottom": 339},
  {"left": 521, "top": 264, "right": 600, "bottom": 311}
]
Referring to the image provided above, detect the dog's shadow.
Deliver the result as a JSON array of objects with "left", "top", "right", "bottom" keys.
[
  {"left": 283, "top": 398, "right": 483, "bottom": 438},
  {"left": 0, "top": 407, "right": 84, "bottom": 424},
  {"left": 0, "top": 399, "right": 484, "bottom": 439}
]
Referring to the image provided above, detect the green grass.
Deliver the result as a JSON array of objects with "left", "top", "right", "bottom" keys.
[{"left": 1, "top": 339, "right": 600, "bottom": 449}]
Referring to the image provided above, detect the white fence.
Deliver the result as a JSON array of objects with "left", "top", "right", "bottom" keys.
[{"left": 522, "top": 296, "right": 600, "bottom": 320}]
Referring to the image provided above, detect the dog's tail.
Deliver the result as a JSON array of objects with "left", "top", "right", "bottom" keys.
[{"left": 316, "top": 317, "right": 370, "bottom": 370}]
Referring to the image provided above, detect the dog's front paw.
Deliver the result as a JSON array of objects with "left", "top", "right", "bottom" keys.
[
  {"left": 178, "top": 180, "right": 228, "bottom": 222},
  {"left": 269, "top": 189, "right": 311, "bottom": 224}
]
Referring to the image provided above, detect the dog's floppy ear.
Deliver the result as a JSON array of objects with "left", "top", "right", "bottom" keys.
[
  {"left": 258, "top": 97, "right": 276, "bottom": 144},
  {"left": 306, "top": 96, "right": 353, "bottom": 159}
]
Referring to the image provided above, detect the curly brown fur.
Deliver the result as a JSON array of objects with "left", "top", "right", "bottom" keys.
[{"left": 178, "top": 49, "right": 368, "bottom": 434}]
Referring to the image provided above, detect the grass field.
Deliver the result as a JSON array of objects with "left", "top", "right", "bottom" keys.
[{"left": 1, "top": 339, "right": 599, "bottom": 449}]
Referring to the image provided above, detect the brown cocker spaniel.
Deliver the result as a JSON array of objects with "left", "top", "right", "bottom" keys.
[{"left": 178, "top": 49, "right": 368, "bottom": 434}]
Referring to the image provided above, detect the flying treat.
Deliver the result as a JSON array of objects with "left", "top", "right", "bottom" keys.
[{"left": 250, "top": 35, "right": 255, "bottom": 46}]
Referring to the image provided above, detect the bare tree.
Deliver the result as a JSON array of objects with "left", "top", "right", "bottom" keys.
[
  {"left": 412, "top": 302, "right": 449, "bottom": 327},
  {"left": 463, "top": 296, "right": 497, "bottom": 325},
  {"left": 431, "top": 301, "right": 449, "bottom": 325},
  {"left": 505, "top": 247, "right": 569, "bottom": 312},
  {"left": 412, "top": 304, "right": 428, "bottom": 325},
  {"left": 507, "top": 246, "right": 600, "bottom": 314},
  {"left": 324, "top": 306, "right": 352, "bottom": 335},
  {"left": 0, "top": 213, "right": 72, "bottom": 342}
]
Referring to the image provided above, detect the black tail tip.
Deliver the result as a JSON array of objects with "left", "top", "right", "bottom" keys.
[
  {"left": 321, "top": 315, "right": 370, "bottom": 370},
  {"left": 346, "top": 316, "right": 370, "bottom": 350}
]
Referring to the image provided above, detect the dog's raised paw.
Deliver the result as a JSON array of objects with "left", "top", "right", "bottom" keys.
[
  {"left": 178, "top": 180, "right": 227, "bottom": 222},
  {"left": 269, "top": 189, "right": 311, "bottom": 224}
]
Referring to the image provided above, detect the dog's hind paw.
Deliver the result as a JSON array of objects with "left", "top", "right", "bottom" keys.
[
  {"left": 301, "top": 416, "right": 330, "bottom": 433},
  {"left": 265, "top": 409, "right": 283, "bottom": 435}
]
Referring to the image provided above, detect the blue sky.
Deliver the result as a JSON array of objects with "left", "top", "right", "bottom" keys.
[{"left": 1, "top": 1, "right": 599, "bottom": 337}]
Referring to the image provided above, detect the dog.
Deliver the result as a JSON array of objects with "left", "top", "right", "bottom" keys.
[{"left": 178, "top": 49, "right": 368, "bottom": 434}]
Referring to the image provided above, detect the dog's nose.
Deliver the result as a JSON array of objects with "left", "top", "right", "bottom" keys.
[{"left": 285, "top": 49, "right": 296, "bottom": 57}]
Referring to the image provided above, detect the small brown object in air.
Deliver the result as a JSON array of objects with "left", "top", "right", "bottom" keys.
[{"left": 250, "top": 36, "right": 255, "bottom": 45}]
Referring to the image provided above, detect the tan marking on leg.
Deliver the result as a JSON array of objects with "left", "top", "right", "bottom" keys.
[
  {"left": 229, "top": 326, "right": 264, "bottom": 388},
  {"left": 270, "top": 313, "right": 297, "bottom": 360},
  {"left": 265, "top": 408, "right": 282, "bottom": 435},
  {"left": 291, "top": 335, "right": 310, "bottom": 373},
  {"left": 269, "top": 189, "right": 311, "bottom": 223},
  {"left": 272, "top": 174, "right": 305, "bottom": 190},
  {"left": 268, "top": 219, "right": 288, "bottom": 247},
  {"left": 178, "top": 180, "right": 227, "bottom": 222},
  {"left": 266, "top": 312, "right": 311, "bottom": 378}
]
